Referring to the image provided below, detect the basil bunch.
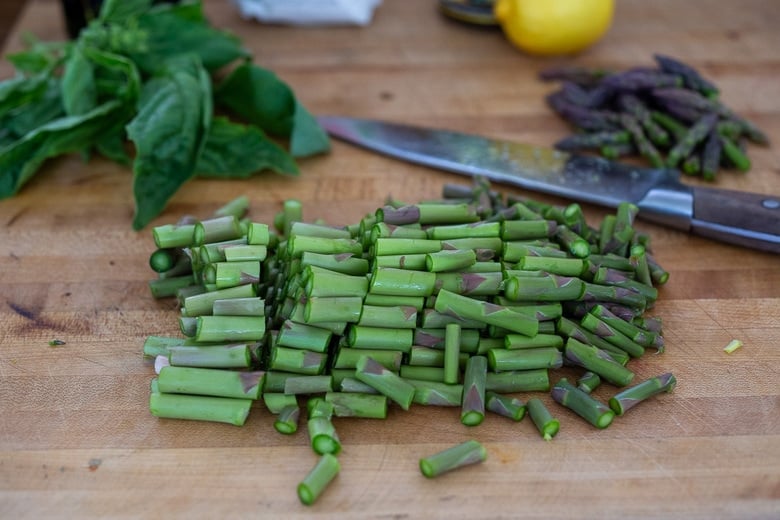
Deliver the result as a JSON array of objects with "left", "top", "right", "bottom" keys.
[{"left": 0, "top": 0, "right": 330, "bottom": 229}]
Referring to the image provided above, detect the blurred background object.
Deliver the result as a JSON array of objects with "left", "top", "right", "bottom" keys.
[
  {"left": 234, "top": 0, "right": 382, "bottom": 26},
  {"left": 438, "top": 0, "right": 498, "bottom": 26},
  {"left": 0, "top": 0, "right": 26, "bottom": 48}
]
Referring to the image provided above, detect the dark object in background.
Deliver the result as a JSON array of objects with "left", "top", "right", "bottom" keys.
[{"left": 60, "top": 0, "right": 179, "bottom": 38}]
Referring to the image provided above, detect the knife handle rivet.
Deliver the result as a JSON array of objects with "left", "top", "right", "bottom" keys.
[{"left": 761, "top": 199, "right": 780, "bottom": 210}]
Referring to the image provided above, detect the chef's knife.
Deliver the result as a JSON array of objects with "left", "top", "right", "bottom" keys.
[{"left": 317, "top": 116, "right": 780, "bottom": 254}]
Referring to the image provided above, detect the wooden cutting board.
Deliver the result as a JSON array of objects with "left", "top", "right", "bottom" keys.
[{"left": 1, "top": 1, "right": 778, "bottom": 518}]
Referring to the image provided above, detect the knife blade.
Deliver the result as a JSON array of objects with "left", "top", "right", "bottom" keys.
[{"left": 317, "top": 116, "right": 780, "bottom": 254}]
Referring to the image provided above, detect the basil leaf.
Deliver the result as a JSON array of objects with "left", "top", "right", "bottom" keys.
[
  {"left": 196, "top": 116, "right": 299, "bottom": 178},
  {"left": 132, "top": 2, "right": 249, "bottom": 73},
  {"left": 96, "top": 129, "right": 131, "bottom": 166},
  {"left": 98, "top": 0, "right": 152, "bottom": 23},
  {"left": 0, "top": 73, "right": 49, "bottom": 120},
  {"left": 290, "top": 101, "right": 331, "bottom": 158},
  {"left": 0, "top": 100, "right": 125, "bottom": 198},
  {"left": 6, "top": 78, "right": 64, "bottom": 138},
  {"left": 82, "top": 47, "right": 142, "bottom": 105},
  {"left": 215, "top": 63, "right": 330, "bottom": 157},
  {"left": 127, "top": 54, "right": 212, "bottom": 230},
  {"left": 62, "top": 45, "right": 97, "bottom": 116}
]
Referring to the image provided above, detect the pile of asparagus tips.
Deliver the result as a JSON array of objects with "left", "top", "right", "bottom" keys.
[
  {"left": 541, "top": 54, "right": 769, "bottom": 179},
  {"left": 143, "top": 178, "right": 676, "bottom": 505}
]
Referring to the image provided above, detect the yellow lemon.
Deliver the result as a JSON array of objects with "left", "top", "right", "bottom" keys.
[{"left": 494, "top": 0, "right": 615, "bottom": 56}]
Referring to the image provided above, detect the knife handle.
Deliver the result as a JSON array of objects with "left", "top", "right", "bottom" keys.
[{"left": 691, "top": 186, "right": 780, "bottom": 254}]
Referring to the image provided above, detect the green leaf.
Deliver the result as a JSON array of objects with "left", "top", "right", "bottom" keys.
[
  {"left": 99, "top": 0, "right": 152, "bottom": 22},
  {"left": 196, "top": 116, "right": 299, "bottom": 178},
  {"left": 7, "top": 50, "right": 55, "bottom": 75},
  {"left": 215, "top": 63, "right": 330, "bottom": 157},
  {"left": 215, "top": 63, "right": 294, "bottom": 136},
  {"left": 82, "top": 47, "right": 142, "bottom": 105},
  {"left": 95, "top": 128, "right": 131, "bottom": 166},
  {"left": 8, "top": 33, "right": 69, "bottom": 74},
  {"left": 290, "top": 101, "right": 331, "bottom": 158},
  {"left": 126, "top": 54, "right": 212, "bottom": 230},
  {"left": 6, "top": 78, "right": 64, "bottom": 138},
  {"left": 0, "top": 100, "right": 125, "bottom": 198},
  {"left": 131, "top": 2, "right": 249, "bottom": 73},
  {"left": 0, "top": 73, "right": 49, "bottom": 120},
  {"left": 62, "top": 45, "right": 97, "bottom": 116}
]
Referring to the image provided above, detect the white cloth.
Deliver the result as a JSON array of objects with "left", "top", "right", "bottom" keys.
[{"left": 234, "top": 0, "right": 383, "bottom": 26}]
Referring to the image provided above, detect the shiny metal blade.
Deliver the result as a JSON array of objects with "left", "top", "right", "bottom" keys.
[{"left": 317, "top": 116, "right": 686, "bottom": 211}]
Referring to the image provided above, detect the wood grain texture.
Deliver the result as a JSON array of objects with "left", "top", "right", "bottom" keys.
[{"left": 1, "top": 1, "right": 779, "bottom": 518}]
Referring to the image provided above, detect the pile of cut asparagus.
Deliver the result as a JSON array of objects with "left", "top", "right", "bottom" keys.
[
  {"left": 541, "top": 55, "right": 769, "bottom": 179},
  {"left": 143, "top": 179, "right": 676, "bottom": 504}
]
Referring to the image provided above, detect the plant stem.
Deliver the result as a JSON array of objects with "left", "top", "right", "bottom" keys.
[
  {"left": 552, "top": 378, "right": 615, "bottom": 429},
  {"left": 298, "top": 454, "right": 340, "bottom": 506},
  {"left": 609, "top": 372, "right": 676, "bottom": 415},
  {"left": 526, "top": 398, "right": 559, "bottom": 441},
  {"left": 419, "top": 440, "right": 487, "bottom": 478}
]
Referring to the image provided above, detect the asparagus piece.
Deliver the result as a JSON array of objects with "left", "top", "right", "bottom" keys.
[
  {"left": 419, "top": 440, "right": 487, "bottom": 479},
  {"left": 333, "top": 347, "right": 403, "bottom": 371},
  {"left": 274, "top": 404, "right": 300, "bottom": 435},
  {"left": 284, "top": 375, "right": 334, "bottom": 395},
  {"left": 406, "top": 378, "right": 464, "bottom": 407},
  {"left": 325, "top": 391, "right": 388, "bottom": 419},
  {"left": 212, "top": 297, "right": 265, "bottom": 317},
  {"left": 269, "top": 346, "right": 328, "bottom": 375},
  {"left": 157, "top": 366, "right": 264, "bottom": 400},
  {"left": 434, "top": 289, "right": 539, "bottom": 337},
  {"left": 564, "top": 337, "right": 635, "bottom": 387},
  {"left": 461, "top": 355, "right": 487, "bottom": 426},
  {"left": 724, "top": 339, "right": 743, "bottom": 354},
  {"left": 399, "top": 365, "right": 446, "bottom": 383},
  {"left": 580, "top": 312, "right": 646, "bottom": 358},
  {"left": 304, "top": 296, "right": 363, "bottom": 324},
  {"left": 485, "top": 368, "right": 550, "bottom": 393},
  {"left": 167, "top": 344, "right": 252, "bottom": 368},
  {"left": 355, "top": 355, "right": 416, "bottom": 411},
  {"left": 277, "top": 320, "right": 333, "bottom": 353},
  {"left": 434, "top": 271, "right": 503, "bottom": 296},
  {"left": 378, "top": 203, "right": 479, "bottom": 225},
  {"left": 488, "top": 347, "right": 563, "bottom": 372},
  {"left": 486, "top": 391, "right": 526, "bottom": 421},
  {"left": 504, "top": 333, "right": 563, "bottom": 350},
  {"left": 149, "top": 393, "right": 252, "bottom": 426},
  {"left": 298, "top": 454, "right": 340, "bottom": 506},
  {"left": 444, "top": 323, "right": 461, "bottom": 384},
  {"left": 369, "top": 266, "right": 437, "bottom": 297},
  {"left": 182, "top": 284, "right": 257, "bottom": 317},
  {"left": 577, "top": 371, "right": 602, "bottom": 393},
  {"left": 526, "top": 398, "right": 560, "bottom": 441},
  {"left": 666, "top": 113, "right": 719, "bottom": 168},
  {"left": 357, "top": 304, "right": 417, "bottom": 329},
  {"left": 701, "top": 129, "right": 722, "bottom": 180},
  {"left": 194, "top": 315, "right": 266, "bottom": 343},
  {"left": 373, "top": 237, "right": 442, "bottom": 256},
  {"left": 300, "top": 251, "right": 369, "bottom": 276},
  {"left": 373, "top": 253, "right": 428, "bottom": 271},
  {"left": 347, "top": 325, "right": 413, "bottom": 353},
  {"left": 653, "top": 54, "right": 718, "bottom": 96},
  {"left": 307, "top": 399, "right": 341, "bottom": 455},
  {"left": 263, "top": 393, "right": 298, "bottom": 414},
  {"left": 504, "top": 274, "right": 585, "bottom": 302},
  {"left": 552, "top": 378, "right": 615, "bottom": 429},
  {"left": 426, "top": 221, "right": 501, "bottom": 240},
  {"left": 425, "top": 249, "right": 477, "bottom": 272},
  {"left": 609, "top": 372, "right": 676, "bottom": 415}
]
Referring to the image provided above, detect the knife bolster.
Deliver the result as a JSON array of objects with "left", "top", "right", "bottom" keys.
[{"left": 636, "top": 185, "right": 693, "bottom": 231}]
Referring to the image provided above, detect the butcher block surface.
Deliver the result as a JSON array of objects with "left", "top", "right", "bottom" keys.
[{"left": 0, "top": 1, "right": 778, "bottom": 518}]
